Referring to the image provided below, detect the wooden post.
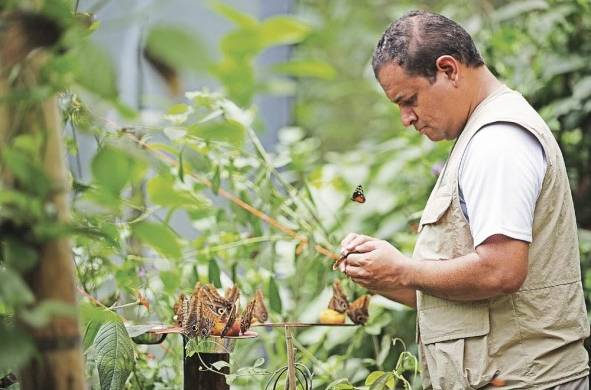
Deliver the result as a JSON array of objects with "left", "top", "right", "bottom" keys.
[
  {"left": 285, "top": 326, "right": 297, "bottom": 390},
  {"left": 0, "top": 13, "right": 85, "bottom": 390},
  {"left": 183, "top": 338, "right": 230, "bottom": 390}
]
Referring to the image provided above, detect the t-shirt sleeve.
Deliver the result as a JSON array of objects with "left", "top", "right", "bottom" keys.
[{"left": 458, "top": 123, "right": 547, "bottom": 247}]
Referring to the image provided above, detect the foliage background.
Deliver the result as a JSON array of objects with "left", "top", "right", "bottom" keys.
[{"left": 0, "top": 0, "right": 590, "bottom": 389}]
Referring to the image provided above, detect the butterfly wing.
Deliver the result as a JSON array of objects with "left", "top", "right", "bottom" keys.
[
  {"left": 346, "top": 295, "right": 370, "bottom": 325},
  {"left": 240, "top": 297, "right": 256, "bottom": 335},
  {"left": 328, "top": 280, "right": 350, "bottom": 313},
  {"left": 351, "top": 185, "right": 366, "bottom": 203},
  {"left": 253, "top": 289, "right": 269, "bottom": 323}
]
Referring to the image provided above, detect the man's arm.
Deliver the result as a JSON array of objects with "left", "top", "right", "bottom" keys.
[
  {"left": 370, "top": 287, "right": 417, "bottom": 308},
  {"left": 341, "top": 234, "right": 528, "bottom": 303}
]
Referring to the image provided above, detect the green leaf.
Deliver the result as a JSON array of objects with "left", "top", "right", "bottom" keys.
[
  {"left": 145, "top": 25, "right": 210, "bottom": 72},
  {"left": 20, "top": 300, "right": 77, "bottom": 328},
  {"left": 208, "top": 258, "right": 222, "bottom": 288},
  {"left": 211, "top": 165, "right": 221, "bottom": 194},
  {"left": 272, "top": 60, "right": 336, "bottom": 80},
  {"left": 132, "top": 221, "right": 182, "bottom": 260},
  {"left": 0, "top": 268, "right": 34, "bottom": 306},
  {"left": 0, "top": 323, "right": 36, "bottom": 372},
  {"left": 1, "top": 148, "right": 51, "bottom": 197},
  {"left": 83, "top": 320, "right": 103, "bottom": 351},
  {"left": 259, "top": 16, "right": 311, "bottom": 47},
  {"left": 366, "top": 371, "right": 386, "bottom": 386},
  {"left": 211, "top": 360, "right": 231, "bottom": 370},
  {"left": 209, "top": 1, "right": 259, "bottom": 28},
  {"left": 3, "top": 238, "right": 38, "bottom": 273},
  {"left": 73, "top": 41, "right": 118, "bottom": 99},
  {"left": 178, "top": 148, "right": 185, "bottom": 182},
  {"left": 267, "top": 277, "right": 282, "bottom": 314},
  {"left": 91, "top": 146, "right": 134, "bottom": 197},
  {"left": 160, "top": 269, "right": 181, "bottom": 294},
  {"left": 188, "top": 120, "right": 246, "bottom": 147},
  {"left": 253, "top": 357, "right": 265, "bottom": 367},
  {"left": 147, "top": 175, "right": 211, "bottom": 211},
  {"left": 94, "top": 321, "right": 135, "bottom": 390},
  {"left": 367, "top": 371, "right": 390, "bottom": 390}
]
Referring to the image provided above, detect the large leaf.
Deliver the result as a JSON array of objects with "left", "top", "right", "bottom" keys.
[
  {"left": 272, "top": 60, "right": 336, "bottom": 80},
  {"left": 3, "top": 237, "right": 38, "bottom": 273},
  {"left": 267, "top": 276, "right": 282, "bottom": 314},
  {"left": 208, "top": 258, "right": 222, "bottom": 288},
  {"left": 145, "top": 25, "right": 210, "bottom": 72},
  {"left": 0, "top": 268, "right": 34, "bottom": 306},
  {"left": 131, "top": 221, "right": 182, "bottom": 259},
  {"left": 94, "top": 321, "right": 135, "bottom": 390},
  {"left": 91, "top": 146, "right": 134, "bottom": 196},
  {"left": 188, "top": 120, "right": 246, "bottom": 147},
  {"left": 209, "top": 1, "right": 258, "bottom": 28},
  {"left": 19, "top": 300, "right": 77, "bottom": 328},
  {"left": 259, "top": 16, "right": 311, "bottom": 47},
  {"left": 73, "top": 41, "right": 118, "bottom": 99},
  {"left": 0, "top": 323, "right": 36, "bottom": 371},
  {"left": 146, "top": 175, "right": 211, "bottom": 211}
]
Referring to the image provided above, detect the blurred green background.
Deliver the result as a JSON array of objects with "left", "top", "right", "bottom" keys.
[{"left": 1, "top": 0, "right": 590, "bottom": 389}]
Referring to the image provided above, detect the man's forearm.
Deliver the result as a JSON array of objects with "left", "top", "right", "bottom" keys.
[
  {"left": 373, "top": 287, "right": 417, "bottom": 308},
  {"left": 404, "top": 252, "right": 519, "bottom": 301}
]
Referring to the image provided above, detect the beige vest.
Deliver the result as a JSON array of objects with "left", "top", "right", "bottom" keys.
[{"left": 413, "top": 86, "right": 589, "bottom": 389}]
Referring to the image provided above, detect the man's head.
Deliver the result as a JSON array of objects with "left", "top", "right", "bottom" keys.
[{"left": 373, "top": 11, "right": 486, "bottom": 141}]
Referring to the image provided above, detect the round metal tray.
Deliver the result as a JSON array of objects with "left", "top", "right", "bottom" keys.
[{"left": 252, "top": 322, "right": 359, "bottom": 328}]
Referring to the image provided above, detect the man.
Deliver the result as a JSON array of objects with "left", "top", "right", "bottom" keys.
[{"left": 339, "top": 10, "right": 589, "bottom": 389}]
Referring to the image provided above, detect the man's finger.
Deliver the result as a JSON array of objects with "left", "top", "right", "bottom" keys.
[
  {"left": 340, "top": 232, "right": 359, "bottom": 248},
  {"left": 346, "top": 264, "right": 368, "bottom": 279},
  {"left": 344, "top": 252, "right": 369, "bottom": 267},
  {"left": 344, "top": 234, "right": 377, "bottom": 252},
  {"left": 354, "top": 240, "right": 380, "bottom": 253}
]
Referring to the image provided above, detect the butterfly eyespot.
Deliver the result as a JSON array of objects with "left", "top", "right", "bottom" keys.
[
  {"left": 351, "top": 185, "right": 366, "bottom": 204},
  {"left": 217, "top": 308, "right": 226, "bottom": 315}
]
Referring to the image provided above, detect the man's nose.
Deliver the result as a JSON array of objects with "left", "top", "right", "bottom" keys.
[{"left": 400, "top": 107, "right": 417, "bottom": 127}]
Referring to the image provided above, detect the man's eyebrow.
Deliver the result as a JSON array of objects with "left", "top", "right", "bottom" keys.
[{"left": 394, "top": 93, "right": 416, "bottom": 105}]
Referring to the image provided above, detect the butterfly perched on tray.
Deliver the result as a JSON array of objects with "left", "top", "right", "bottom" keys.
[
  {"left": 328, "top": 280, "right": 349, "bottom": 313},
  {"left": 351, "top": 185, "right": 366, "bottom": 203},
  {"left": 325, "top": 280, "right": 370, "bottom": 325},
  {"left": 346, "top": 295, "right": 370, "bottom": 325}
]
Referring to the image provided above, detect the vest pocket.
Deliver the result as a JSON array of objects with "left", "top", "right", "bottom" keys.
[
  {"left": 418, "top": 297, "right": 490, "bottom": 344},
  {"left": 418, "top": 193, "right": 453, "bottom": 232}
]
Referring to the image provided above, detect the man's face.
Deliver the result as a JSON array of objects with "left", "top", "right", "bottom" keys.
[{"left": 377, "top": 62, "right": 464, "bottom": 141}]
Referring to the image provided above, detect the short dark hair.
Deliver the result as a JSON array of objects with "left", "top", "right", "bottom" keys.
[{"left": 372, "top": 10, "right": 484, "bottom": 81}]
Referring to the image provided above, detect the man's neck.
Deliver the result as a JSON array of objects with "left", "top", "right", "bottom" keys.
[{"left": 466, "top": 66, "right": 503, "bottom": 119}]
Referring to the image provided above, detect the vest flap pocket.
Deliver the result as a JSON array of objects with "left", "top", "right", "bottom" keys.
[
  {"left": 419, "top": 300, "right": 489, "bottom": 344},
  {"left": 418, "top": 193, "right": 453, "bottom": 231}
]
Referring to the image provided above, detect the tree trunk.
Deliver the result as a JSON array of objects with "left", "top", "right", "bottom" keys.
[{"left": 0, "top": 13, "right": 85, "bottom": 390}]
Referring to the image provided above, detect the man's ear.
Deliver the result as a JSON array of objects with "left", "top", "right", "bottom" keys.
[{"left": 435, "top": 55, "right": 459, "bottom": 84}]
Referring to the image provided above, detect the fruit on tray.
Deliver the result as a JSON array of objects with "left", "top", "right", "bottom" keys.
[
  {"left": 320, "top": 280, "right": 370, "bottom": 325},
  {"left": 319, "top": 308, "right": 346, "bottom": 324}
]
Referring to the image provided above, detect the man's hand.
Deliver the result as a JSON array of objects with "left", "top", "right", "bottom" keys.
[
  {"left": 339, "top": 233, "right": 417, "bottom": 307},
  {"left": 338, "top": 232, "right": 529, "bottom": 305},
  {"left": 341, "top": 239, "right": 411, "bottom": 291}
]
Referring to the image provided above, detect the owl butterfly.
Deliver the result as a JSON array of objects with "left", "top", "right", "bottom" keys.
[
  {"left": 196, "top": 301, "right": 217, "bottom": 338},
  {"left": 198, "top": 283, "right": 234, "bottom": 320},
  {"left": 240, "top": 296, "right": 256, "bottom": 335},
  {"left": 328, "top": 280, "right": 349, "bottom": 313},
  {"left": 351, "top": 185, "right": 366, "bottom": 204},
  {"left": 225, "top": 286, "right": 240, "bottom": 304},
  {"left": 253, "top": 289, "right": 268, "bottom": 323},
  {"left": 220, "top": 301, "right": 239, "bottom": 337},
  {"left": 346, "top": 295, "right": 370, "bottom": 325}
]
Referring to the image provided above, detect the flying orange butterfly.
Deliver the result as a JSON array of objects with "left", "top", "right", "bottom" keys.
[{"left": 351, "top": 185, "right": 366, "bottom": 203}]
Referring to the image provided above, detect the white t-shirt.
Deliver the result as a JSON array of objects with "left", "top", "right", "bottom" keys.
[{"left": 458, "top": 123, "right": 547, "bottom": 247}]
